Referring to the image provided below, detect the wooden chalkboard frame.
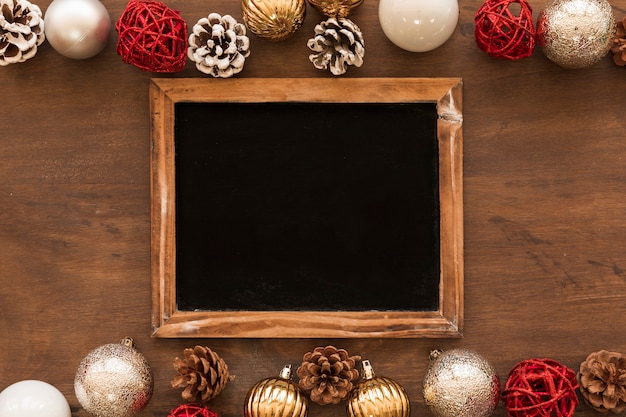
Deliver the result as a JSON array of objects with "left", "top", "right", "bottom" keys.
[{"left": 150, "top": 78, "right": 463, "bottom": 338}]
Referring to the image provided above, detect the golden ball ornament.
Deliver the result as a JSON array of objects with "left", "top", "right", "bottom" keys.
[
  {"left": 537, "top": 0, "right": 616, "bottom": 68},
  {"left": 347, "top": 360, "right": 410, "bottom": 417},
  {"left": 307, "top": 0, "right": 363, "bottom": 19},
  {"left": 244, "top": 365, "right": 308, "bottom": 417},
  {"left": 74, "top": 338, "right": 154, "bottom": 417},
  {"left": 423, "top": 349, "right": 501, "bottom": 417},
  {"left": 242, "top": 0, "right": 306, "bottom": 41}
]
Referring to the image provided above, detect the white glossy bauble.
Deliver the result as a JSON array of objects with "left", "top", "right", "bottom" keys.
[
  {"left": 44, "top": 0, "right": 111, "bottom": 59},
  {"left": 378, "top": 0, "right": 459, "bottom": 52},
  {"left": 0, "top": 380, "right": 71, "bottom": 417}
]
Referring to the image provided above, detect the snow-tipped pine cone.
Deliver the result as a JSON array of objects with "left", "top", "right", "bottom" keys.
[
  {"left": 188, "top": 13, "right": 250, "bottom": 78},
  {"left": 0, "top": 0, "right": 45, "bottom": 66},
  {"left": 171, "top": 345, "right": 230, "bottom": 403},
  {"left": 307, "top": 17, "right": 364, "bottom": 76},
  {"left": 579, "top": 350, "right": 626, "bottom": 414},
  {"left": 296, "top": 345, "right": 361, "bottom": 405}
]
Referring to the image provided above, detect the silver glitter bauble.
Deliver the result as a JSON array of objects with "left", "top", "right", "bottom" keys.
[
  {"left": 74, "top": 338, "right": 153, "bottom": 417},
  {"left": 44, "top": 0, "right": 111, "bottom": 59},
  {"left": 537, "top": 0, "right": 615, "bottom": 68},
  {"left": 423, "top": 349, "right": 501, "bottom": 417}
]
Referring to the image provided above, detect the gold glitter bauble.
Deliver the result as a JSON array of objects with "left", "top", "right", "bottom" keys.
[
  {"left": 74, "top": 338, "right": 153, "bottom": 417},
  {"left": 244, "top": 365, "right": 308, "bottom": 417},
  {"left": 347, "top": 360, "right": 410, "bottom": 417},
  {"left": 537, "top": 0, "right": 616, "bottom": 68},
  {"left": 423, "top": 349, "right": 500, "bottom": 417},
  {"left": 242, "top": 0, "right": 306, "bottom": 41},
  {"left": 307, "top": 0, "right": 363, "bottom": 19}
]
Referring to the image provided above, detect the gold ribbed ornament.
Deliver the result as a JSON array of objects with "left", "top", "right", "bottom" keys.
[
  {"left": 245, "top": 365, "right": 308, "bottom": 417},
  {"left": 307, "top": 0, "right": 363, "bottom": 19},
  {"left": 347, "top": 361, "right": 410, "bottom": 417},
  {"left": 241, "top": 0, "right": 306, "bottom": 41}
]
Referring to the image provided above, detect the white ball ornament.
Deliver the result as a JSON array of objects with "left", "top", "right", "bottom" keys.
[
  {"left": 44, "top": 0, "right": 111, "bottom": 59},
  {"left": 378, "top": 0, "right": 459, "bottom": 52},
  {"left": 0, "top": 380, "right": 71, "bottom": 417}
]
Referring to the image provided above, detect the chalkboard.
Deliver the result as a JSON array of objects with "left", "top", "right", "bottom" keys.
[{"left": 150, "top": 78, "right": 464, "bottom": 338}]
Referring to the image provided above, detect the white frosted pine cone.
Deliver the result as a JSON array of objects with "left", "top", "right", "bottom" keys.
[
  {"left": 307, "top": 17, "right": 364, "bottom": 76},
  {"left": 188, "top": 13, "right": 250, "bottom": 78},
  {"left": 0, "top": 0, "right": 45, "bottom": 65}
]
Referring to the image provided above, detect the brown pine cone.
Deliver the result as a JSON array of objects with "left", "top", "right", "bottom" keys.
[
  {"left": 296, "top": 345, "right": 361, "bottom": 405},
  {"left": 579, "top": 350, "right": 626, "bottom": 414},
  {"left": 171, "top": 345, "right": 230, "bottom": 403},
  {"left": 610, "top": 17, "right": 626, "bottom": 66}
]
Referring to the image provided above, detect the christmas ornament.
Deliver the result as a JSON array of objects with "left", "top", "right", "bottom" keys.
[
  {"left": 307, "top": 0, "right": 363, "bottom": 20},
  {"left": 578, "top": 350, "right": 626, "bottom": 414},
  {"left": 423, "top": 348, "right": 500, "bottom": 417},
  {"left": 169, "top": 403, "right": 219, "bottom": 417},
  {"left": 0, "top": 380, "right": 71, "bottom": 417},
  {"left": 296, "top": 345, "right": 361, "bottom": 405},
  {"left": 187, "top": 13, "right": 250, "bottom": 78},
  {"left": 241, "top": 0, "right": 306, "bottom": 41},
  {"left": 171, "top": 345, "right": 230, "bottom": 403},
  {"left": 537, "top": 0, "right": 616, "bottom": 69},
  {"left": 347, "top": 360, "right": 410, "bottom": 417},
  {"left": 0, "top": 0, "right": 45, "bottom": 65},
  {"left": 474, "top": 0, "right": 536, "bottom": 60},
  {"left": 43, "top": 0, "right": 111, "bottom": 59},
  {"left": 74, "top": 337, "right": 154, "bottom": 417},
  {"left": 502, "top": 358, "right": 578, "bottom": 417},
  {"left": 115, "top": 0, "right": 187, "bottom": 73},
  {"left": 244, "top": 365, "right": 309, "bottom": 417},
  {"left": 378, "top": 0, "right": 458, "bottom": 52},
  {"left": 610, "top": 15, "right": 626, "bottom": 65}
]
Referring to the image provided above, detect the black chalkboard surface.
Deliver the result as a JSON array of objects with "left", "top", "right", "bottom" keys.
[
  {"left": 150, "top": 77, "right": 463, "bottom": 338},
  {"left": 174, "top": 102, "right": 440, "bottom": 312}
]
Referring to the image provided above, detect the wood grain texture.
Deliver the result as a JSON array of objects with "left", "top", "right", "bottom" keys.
[{"left": 1, "top": 0, "right": 626, "bottom": 416}]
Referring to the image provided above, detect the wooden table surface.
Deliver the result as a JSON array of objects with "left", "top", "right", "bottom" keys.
[{"left": 2, "top": 0, "right": 626, "bottom": 416}]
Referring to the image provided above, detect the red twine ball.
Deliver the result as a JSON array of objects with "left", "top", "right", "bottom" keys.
[
  {"left": 116, "top": 0, "right": 188, "bottom": 73},
  {"left": 168, "top": 403, "right": 218, "bottom": 417},
  {"left": 502, "top": 358, "right": 579, "bottom": 417},
  {"left": 474, "top": 0, "right": 536, "bottom": 60}
]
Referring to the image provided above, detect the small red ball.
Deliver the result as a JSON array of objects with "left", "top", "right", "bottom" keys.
[
  {"left": 168, "top": 403, "right": 218, "bottom": 417},
  {"left": 502, "top": 358, "right": 579, "bottom": 417},
  {"left": 474, "top": 0, "right": 536, "bottom": 60},
  {"left": 116, "top": 0, "right": 188, "bottom": 73}
]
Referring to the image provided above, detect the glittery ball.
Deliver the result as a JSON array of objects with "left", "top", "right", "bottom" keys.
[
  {"left": 423, "top": 349, "right": 501, "bottom": 417},
  {"left": 537, "top": 0, "right": 616, "bottom": 68},
  {"left": 74, "top": 342, "right": 154, "bottom": 417}
]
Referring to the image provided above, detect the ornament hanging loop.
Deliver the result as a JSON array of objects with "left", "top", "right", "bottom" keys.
[
  {"left": 120, "top": 337, "right": 136, "bottom": 348},
  {"left": 361, "top": 360, "right": 375, "bottom": 380}
]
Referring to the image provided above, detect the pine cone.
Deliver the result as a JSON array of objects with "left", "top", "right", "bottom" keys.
[
  {"left": 307, "top": 17, "right": 364, "bottom": 76},
  {"left": 579, "top": 350, "right": 626, "bottom": 414},
  {"left": 171, "top": 345, "right": 230, "bottom": 403},
  {"left": 188, "top": 13, "right": 250, "bottom": 78},
  {"left": 611, "top": 16, "right": 626, "bottom": 66},
  {"left": 296, "top": 345, "right": 361, "bottom": 405},
  {"left": 0, "top": 0, "right": 45, "bottom": 66}
]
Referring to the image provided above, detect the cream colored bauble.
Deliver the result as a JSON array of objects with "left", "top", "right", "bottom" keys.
[
  {"left": 378, "top": 0, "right": 459, "bottom": 52},
  {"left": 0, "top": 380, "right": 71, "bottom": 417},
  {"left": 44, "top": 0, "right": 111, "bottom": 59}
]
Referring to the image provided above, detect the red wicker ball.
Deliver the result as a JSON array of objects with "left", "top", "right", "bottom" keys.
[
  {"left": 502, "top": 358, "right": 579, "bottom": 417},
  {"left": 116, "top": 0, "right": 188, "bottom": 73},
  {"left": 168, "top": 403, "right": 218, "bottom": 417},
  {"left": 474, "top": 0, "right": 536, "bottom": 60}
]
